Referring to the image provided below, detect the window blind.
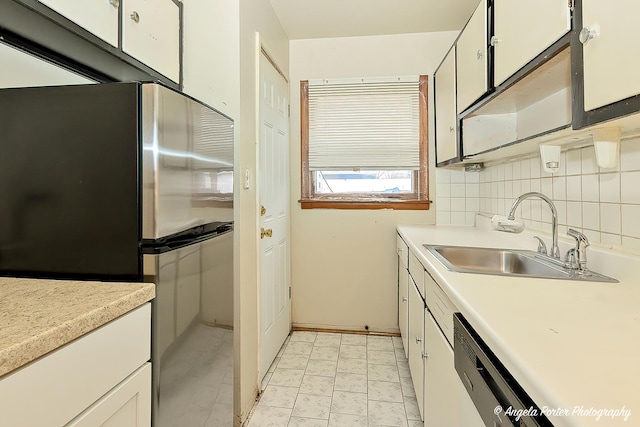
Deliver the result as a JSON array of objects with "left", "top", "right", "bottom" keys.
[{"left": 307, "top": 76, "right": 420, "bottom": 171}]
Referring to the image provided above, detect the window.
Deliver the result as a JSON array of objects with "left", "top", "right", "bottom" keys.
[{"left": 300, "top": 75, "right": 430, "bottom": 210}]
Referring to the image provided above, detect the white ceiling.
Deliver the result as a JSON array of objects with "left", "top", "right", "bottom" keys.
[{"left": 269, "top": 0, "right": 480, "bottom": 40}]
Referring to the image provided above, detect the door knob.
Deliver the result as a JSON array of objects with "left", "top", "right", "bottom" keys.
[
  {"left": 108, "top": 0, "right": 119, "bottom": 7},
  {"left": 260, "top": 228, "right": 273, "bottom": 239},
  {"left": 130, "top": 11, "right": 140, "bottom": 23}
]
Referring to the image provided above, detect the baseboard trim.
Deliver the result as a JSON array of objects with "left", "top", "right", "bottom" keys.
[{"left": 291, "top": 325, "right": 400, "bottom": 337}]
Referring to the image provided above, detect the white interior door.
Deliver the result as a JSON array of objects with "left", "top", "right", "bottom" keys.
[{"left": 259, "top": 51, "right": 291, "bottom": 381}]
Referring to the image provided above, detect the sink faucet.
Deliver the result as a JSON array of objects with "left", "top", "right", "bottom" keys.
[
  {"left": 507, "top": 192, "right": 560, "bottom": 259},
  {"left": 566, "top": 228, "right": 589, "bottom": 272}
]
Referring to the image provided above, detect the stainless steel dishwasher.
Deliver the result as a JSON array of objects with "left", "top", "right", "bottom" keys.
[{"left": 453, "top": 314, "right": 554, "bottom": 427}]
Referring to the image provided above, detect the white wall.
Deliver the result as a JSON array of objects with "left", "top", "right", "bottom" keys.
[
  {"left": 289, "top": 32, "right": 457, "bottom": 333},
  {"left": 237, "top": 1, "right": 289, "bottom": 424}
]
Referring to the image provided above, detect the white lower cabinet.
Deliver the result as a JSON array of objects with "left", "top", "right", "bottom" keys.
[
  {"left": 408, "top": 280, "right": 425, "bottom": 420},
  {"left": 0, "top": 303, "right": 151, "bottom": 427},
  {"left": 423, "top": 312, "right": 459, "bottom": 427},
  {"left": 66, "top": 363, "right": 151, "bottom": 427},
  {"left": 398, "top": 261, "right": 409, "bottom": 359},
  {"left": 397, "top": 239, "right": 484, "bottom": 426}
]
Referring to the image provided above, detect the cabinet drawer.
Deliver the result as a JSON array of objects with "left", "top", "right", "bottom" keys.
[
  {"left": 0, "top": 303, "right": 151, "bottom": 427},
  {"left": 409, "top": 251, "right": 425, "bottom": 299},
  {"left": 396, "top": 234, "right": 409, "bottom": 269},
  {"left": 425, "top": 270, "right": 456, "bottom": 346}
]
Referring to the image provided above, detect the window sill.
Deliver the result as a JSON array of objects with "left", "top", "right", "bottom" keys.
[{"left": 298, "top": 199, "right": 431, "bottom": 210}]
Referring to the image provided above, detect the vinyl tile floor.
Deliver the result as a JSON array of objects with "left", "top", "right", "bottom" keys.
[{"left": 246, "top": 331, "right": 423, "bottom": 427}]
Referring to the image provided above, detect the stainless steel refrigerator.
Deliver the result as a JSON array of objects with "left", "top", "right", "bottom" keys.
[{"left": 0, "top": 82, "right": 234, "bottom": 426}]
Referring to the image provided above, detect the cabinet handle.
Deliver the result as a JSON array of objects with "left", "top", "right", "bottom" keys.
[
  {"left": 579, "top": 25, "right": 600, "bottom": 45},
  {"left": 130, "top": 11, "right": 140, "bottom": 23},
  {"left": 490, "top": 36, "right": 501, "bottom": 47},
  {"left": 476, "top": 50, "right": 483, "bottom": 60},
  {"left": 415, "top": 336, "right": 422, "bottom": 344},
  {"left": 402, "top": 297, "right": 407, "bottom": 302},
  {"left": 422, "top": 351, "right": 428, "bottom": 360},
  {"left": 108, "top": 0, "right": 119, "bottom": 7}
]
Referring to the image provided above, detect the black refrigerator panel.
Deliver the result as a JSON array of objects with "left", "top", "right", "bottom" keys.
[{"left": 0, "top": 83, "right": 141, "bottom": 280}]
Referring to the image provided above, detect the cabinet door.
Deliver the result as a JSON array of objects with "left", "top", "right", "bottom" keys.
[
  {"left": 424, "top": 312, "right": 459, "bottom": 427},
  {"left": 582, "top": 0, "right": 640, "bottom": 111},
  {"left": 66, "top": 363, "right": 151, "bottom": 427},
  {"left": 182, "top": 0, "right": 239, "bottom": 116},
  {"left": 456, "top": 0, "right": 487, "bottom": 113},
  {"left": 435, "top": 47, "right": 458, "bottom": 164},
  {"left": 122, "top": 0, "right": 180, "bottom": 82},
  {"left": 398, "top": 262, "right": 409, "bottom": 359},
  {"left": 493, "top": 0, "right": 570, "bottom": 86},
  {"left": 38, "top": 0, "right": 119, "bottom": 47},
  {"left": 408, "top": 281, "right": 424, "bottom": 420}
]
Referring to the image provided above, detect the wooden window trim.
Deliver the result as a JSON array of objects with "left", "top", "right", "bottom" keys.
[{"left": 299, "top": 76, "right": 430, "bottom": 210}]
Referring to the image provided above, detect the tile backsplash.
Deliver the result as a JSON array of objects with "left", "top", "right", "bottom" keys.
[{"left": 435, "top": 138, "right": 640, "bottom": 252}]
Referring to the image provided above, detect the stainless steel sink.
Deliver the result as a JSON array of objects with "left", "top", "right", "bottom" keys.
[{"left": 423, "top": 245, "right": 618, "bottom": 283}]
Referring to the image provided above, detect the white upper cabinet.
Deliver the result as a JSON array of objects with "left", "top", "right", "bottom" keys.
[
  {"left": 122, "top": 0, "right": 180, "bottom": 82},
  {"left": 38, "top": 0, "right": 119, "bottom": 47},
  {"left": 456, "top": 0, "right": 487, "bottom": 114},
  {"left": 182, "top": 0, "right": 239, "bottom": 116},
  {"left": 435, "top": 47, "right": 458, "bottom": 164},
  {"left": 581, "top": 0, "right": 640, "bottom": 111},
  {"left": 493, "top": 0, "right": 570, "bottom": 86}
]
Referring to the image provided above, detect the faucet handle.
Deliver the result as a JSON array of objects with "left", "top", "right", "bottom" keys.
[
  {"left": 533, "top": 236, "right": 547, "bottom": 255},
  {"left": 567, "top": 228, "right": 589, "bottom": 246},
  {"left": 567, "top": 229, "right": 589, "bottom": 272}
]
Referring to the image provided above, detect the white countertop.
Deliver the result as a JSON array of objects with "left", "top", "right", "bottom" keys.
[{"left": 397, "top": 217, "right": 639, "bottom": 427}]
